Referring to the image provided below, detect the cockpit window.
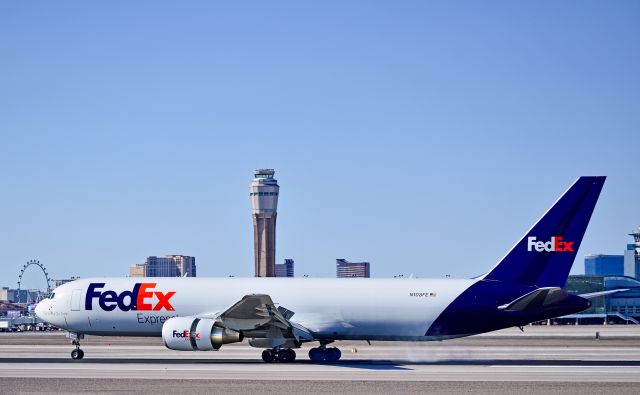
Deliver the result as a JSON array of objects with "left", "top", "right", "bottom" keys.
[{"left": 48, "top": 293, "right": 55, "bottom": 299}]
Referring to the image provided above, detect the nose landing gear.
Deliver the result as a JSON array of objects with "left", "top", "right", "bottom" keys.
[
  {"left": 261, "top": 347, "right": 296, "bottom": 363},
  {"left": 71, "top": 347, "right": 84, "bottom": 360},
  {"left": 69, "top": 333, "right": 84, "bottom": 360}
]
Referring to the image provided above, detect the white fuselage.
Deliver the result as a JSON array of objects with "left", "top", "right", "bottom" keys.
[{"left": 36, "top": 277, "right": 476, "bottom": 341}]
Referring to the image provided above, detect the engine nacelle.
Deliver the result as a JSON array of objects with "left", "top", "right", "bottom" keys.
[{"left": 162, "top": 316, "right": 243, "bottom": 351}]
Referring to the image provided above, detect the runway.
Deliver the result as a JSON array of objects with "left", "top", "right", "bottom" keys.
[{"left": 1, "top": 326, "right": 639, "bottom": 394}]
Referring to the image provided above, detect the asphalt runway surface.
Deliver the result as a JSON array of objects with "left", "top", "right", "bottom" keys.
[{"left": 1, "top": 326, "right": 639, "bottom": 394}]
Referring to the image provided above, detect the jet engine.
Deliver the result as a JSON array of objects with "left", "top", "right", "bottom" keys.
[{"left": 162, "top": 317, "right": 243, "bottom": 351}]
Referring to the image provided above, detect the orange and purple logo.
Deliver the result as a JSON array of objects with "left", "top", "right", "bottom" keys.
[
  {"left": 85, "top": 283, "right": 175, "bottom": 311},
  {"left": 527, "top": 236, "right": 574, "bottom": 252}
]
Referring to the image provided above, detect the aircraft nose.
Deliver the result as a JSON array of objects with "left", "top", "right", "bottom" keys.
[{"left": 34, "top": 300, "right": 46, "bottom": 318}]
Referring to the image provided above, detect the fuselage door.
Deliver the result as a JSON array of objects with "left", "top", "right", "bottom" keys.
[{"left": 71, "top": 289, "right": 82, "bottom": 311}]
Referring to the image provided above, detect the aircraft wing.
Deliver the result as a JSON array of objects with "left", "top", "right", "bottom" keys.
[{"left": 215, "top": 294, "right": 314, "bottom": 347}]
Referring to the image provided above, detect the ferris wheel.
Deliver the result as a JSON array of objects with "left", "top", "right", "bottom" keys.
[{"left": 17, "top": 259, "right": 52, "bottom": 304}]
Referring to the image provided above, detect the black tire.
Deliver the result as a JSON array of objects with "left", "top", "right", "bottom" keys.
[
  {"left": 277, "top": 350, "right": 288, "bottom": 362},
  {"left": 308, "top": 347, "right": 324, "bottom": 362},
  {"left": 325, "top": 347, "right": 341, "bottom": 362},
  {"left": 278, "top": 349, "right": 296, "bottom": 363},
  {"left": 78, "top": 349, "right": 85, "bottom": 359},
  {"left": 71, "top": 349, "right": 82, "bottom": 360},
  {"left": 261, "top": 349, "right": 275, "bottom": 363}
]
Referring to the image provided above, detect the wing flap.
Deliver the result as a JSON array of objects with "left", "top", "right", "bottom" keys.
[{"left": 215, "top": 293, "right": 314, "bottom": 345}]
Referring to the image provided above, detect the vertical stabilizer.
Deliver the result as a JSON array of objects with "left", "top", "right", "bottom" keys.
[{"left": 483, "top": 176, "right": 605, "bottom": 288}]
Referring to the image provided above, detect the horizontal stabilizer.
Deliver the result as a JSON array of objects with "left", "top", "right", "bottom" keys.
[
  {"left": 579, "top": 289, "right": 629, "bottom": 299},
  {"left": 498, "top": 287, "right": 567, "bottom": 311}
]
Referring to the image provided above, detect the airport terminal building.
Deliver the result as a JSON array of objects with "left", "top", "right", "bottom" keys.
[
  {"left": 560, "top": 227, "right": 640, "bottom": 324},
  {"left": 564, "top": 275, "right": 640, "bottom": 323}
]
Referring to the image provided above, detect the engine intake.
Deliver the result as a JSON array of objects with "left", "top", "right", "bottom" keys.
[{"left": 162, "top": 316, "right": 243, "bottom": 351}]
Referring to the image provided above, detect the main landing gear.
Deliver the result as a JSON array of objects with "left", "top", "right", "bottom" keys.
[
  {"left": 261, "top": 347, "right": 296, "bottom": 363},
  {"left": 70, "top": 333, "right": 84, "bottom": 360},
  {"left": 308, "top": 346, "right": 341, "bottom": 362}
]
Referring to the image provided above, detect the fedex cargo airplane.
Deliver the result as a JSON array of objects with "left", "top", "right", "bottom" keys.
[{"left": 36, "top": 176, "right": 614, "bottom": 362}]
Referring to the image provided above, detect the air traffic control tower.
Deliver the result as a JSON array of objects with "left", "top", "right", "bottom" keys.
[{"left": 250, "top": 169, "right": 279, "bottom": 277}]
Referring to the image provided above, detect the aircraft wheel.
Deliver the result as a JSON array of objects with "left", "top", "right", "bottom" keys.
[
  {"left": 277, "top": 349, "right": 295, "bottom": 362},
  {"left": 325, "top": 347, "right": 341, "bottom": 362},
  {"left": 261, "top": 349, "right": 275, "bottom": 363},
  {"left": 308, "top": 347, "right": 324, "bottom": 362},
  {"left": 71, "top": 349, "right": 84, "bottom": 360}
]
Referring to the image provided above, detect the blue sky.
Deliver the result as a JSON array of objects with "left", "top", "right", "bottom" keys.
[{"left": 1, "top": 1, "right": 639, "bottom": 289}]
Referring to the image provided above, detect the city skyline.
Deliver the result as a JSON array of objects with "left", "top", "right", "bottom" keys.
[
  {"left": 2, "top": 2, "right": 639, "bottom": 289},
  {"left": 130, "top": 255, "right": 197, "bottom": 278}
]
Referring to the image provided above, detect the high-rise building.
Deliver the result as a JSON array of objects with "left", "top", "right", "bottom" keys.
[
  {"left": 167, "top": 255, "right": 197, "bottom": 277},
  {"left": 145, "top": 256, "right": 179, "bottom": 277},
  {"left": 0, "top": 288, "right": 8, "bottom": 302},
  {"left": 336, "top": 259, "right": 370, "bottom": 278},
  {"left": 129, "top": 255, "right": 196, "bottom": 277},
  {"left": 585, "top": 254, "right": 624, "bottom": 276},
  {"left": 625, "top": 227, "right": 640, "bottom": 279},
  {"left": 0, "top": 287, "right": 41, "bottom": 303},
  {"left": 129, "top": 264, "right": 146, "bottom": 277},
  {"left": 275, "top": 259, "right": 294, "bottom": 277},
  {"left": 250, "top": 169, "right": 279, "bottom": 277}
]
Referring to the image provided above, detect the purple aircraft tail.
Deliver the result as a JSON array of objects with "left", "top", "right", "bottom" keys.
[{"left": 483, "top": 176, "right": 606, "bottom": 288}]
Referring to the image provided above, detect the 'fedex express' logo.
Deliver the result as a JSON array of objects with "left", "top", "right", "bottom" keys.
[
  {"left": 173, "top": 330, "right": 200, "bottom": 339},
  {"left": 527, "top": 236, "right": 574, "bottom": 252},
  {"left": 85, "top": 283, "right": 176, "bottom": 311}
]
